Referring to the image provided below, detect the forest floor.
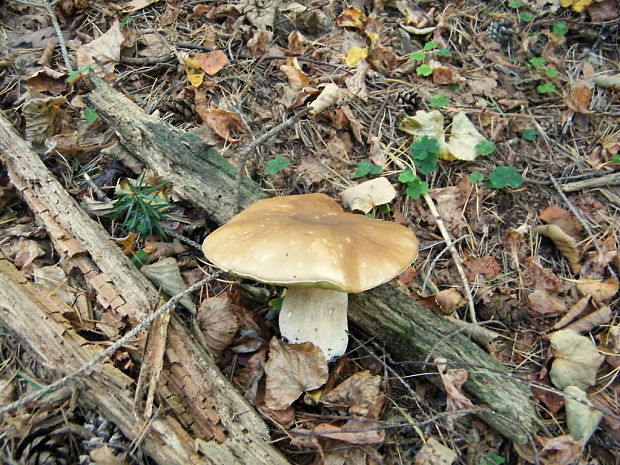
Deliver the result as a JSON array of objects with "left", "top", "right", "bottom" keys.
[{"left": 0, "top": 0, "right": 619, "bottom": 464}]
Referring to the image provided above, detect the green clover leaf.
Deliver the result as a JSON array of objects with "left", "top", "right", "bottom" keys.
[
  {"left": 489, "top": 166, "right": 524, "bottom": 189},
  {"left": 264, "top": 156, "right": 290, "bottom": 175}
]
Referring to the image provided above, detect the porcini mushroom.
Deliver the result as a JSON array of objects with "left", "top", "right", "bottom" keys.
[{"left": 202, "top": 193, "right": 418, "bottom": 360}]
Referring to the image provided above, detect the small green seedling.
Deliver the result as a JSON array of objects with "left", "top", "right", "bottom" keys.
[
  {"left": 429, "top": 93, "right": 450, "bottom": 108},
  {"left": 488, "top": 166, "right": 524, "bottom": 188},
  {"left": 119, "top": 15, "right": 135, "bottom": 27},
  {"left": 398, "top": 169, "right": 429, "bottom": 199},
  {"left": 485, "top": 453, "right": 506, "bottom": 465},
  {"left": 113, "top": 173, "right": 172, "bottom": 238},
  {"left": 264, "top": 156, "right": 290, "bottom": 175},
  {"left": 468, "top": 171, "right": 484, "bottom": 183},
  {"left": 269, "top": 297, "right": 284, "bottom": 311},
  {"left": 130, "top": 248, "right": 151, "bottom": 268},
  {"left": 508, "top": 0, "right": 522, "bottom": 8},
  {"left": 475, "top": 140, "right": 495, "bottom": 156},
  {"left": 353, "top": 161, "right": 382, "bottom": 178},
  {"left": 409, "top": 51, "right": 426, "bottom": 61},
  {"left": 611, "top": 153, "right": 620, "bottom": 164},
  {"left": 519, "top": 12, "right": 535, "bottom": 22},
  {"left": 544, "top": 68, "right": 559, "bottom": 78},
  {"left": 83, "top": 108, "right": 99, "bottom": 124},
  {"left": 416, "top": 64, "right": 433, "bottom": 76},
  {"left": 410, "top": 136, "right": 440, "bottom": 175},
  {"left": 436, "top": 48, "right": 453, "bottom": 57},
  {"left": 67, "top": 64, "right": 93, "bottom": 83},
  {"left": 522, "top": 129, "right": 538, "bottom": 141},
  {"left": 552, "top": 21, "right": 568, "bottom": 36},
  {"left": 536, "top": 83, "right": 556, "bottom": 94},
  {"left": 529, "top": 57, "right": 546, "bottom": 68},
  {"left": 423, "top": 41, "right": 438, "bottom": 51}
]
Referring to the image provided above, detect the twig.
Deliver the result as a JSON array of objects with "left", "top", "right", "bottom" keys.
[
  {"left": 549, "top": 174, "right": 618, "bottom": 281},
  {"left": 234, "top": 107, "right": 311, "bottom": 211},
  {"left": 0, "top": 271, "right": 222, "bottom": 415},
  {"left": 423, "top": 193, "right": 477, "bottom": 323},
  {"left": 10, "top": 0, "right": 73, "bottom": 72}
]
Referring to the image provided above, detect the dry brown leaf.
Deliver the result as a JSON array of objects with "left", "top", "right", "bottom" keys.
[
  {"left": 123, "top": 0, "right": 160, "bottom": 13},
  {"left": 89, "top": 445, "right": 125, "bottom": 465},
  {"left": 344, "top": 60, "right": 369, "bottom": 98},
  {"left": 436, "top": 358, "right": 475, "bottom": 410},
  {"left": 14, "top": 238, "right": 44, "bottom": 270},
  {"left": 565, "top": 305, "right": 611, "bottom": 333},
  {"left": 414, "top": 437, "right": 457, "bottom": 465},
  {"left": 586, "top": 0, "right": 620, "bottom": 21},
  {"left": 22, "top": 95, "right": 67, "bottom": 146},
  {"left": 26, "top": 68, "right": 67, "bottom": 96},
  {"left": 313, "top": 420, "right": 385, "bottom": 444},
  {"left": 186, "top": 4, "right": 212, "bottom": 20},
  {"left": 76, "top": 22, "right": 125, "bottom": 74},
  {"left": 527, "top": 289, "right": 567, "bottom": 315},
  {"left": 264, "top": 338, "right": 328, "bottom": 410},
  {"left": 576, "top": 277, "right": 619, "bottom": 302},
  {"left": 340, "top": 178, "right": 396, "bottom": 214},
  {"left": 465, "top": 255, "right": 501, "bottom": 280},
  {"left": 160, "top": 0, "right": 180, "bottom": 25},
  {"left": 432, "top": 65, "right": 461, "bottom": 85},
  {"left": 193, "top": 50, "right": 228, "bottom": 76},
  {"left": 198, "top": 107, "right": 244, "bottom": 142},
  {"left": 538, "top": 435, "right": 584, "bottom": 465},
  {"left": 565, "top": 80, "right": 593, "bottom": 114},
  {"left": 196, "top": 296, "right": 240, "bottom": 357},
  {"left": 552, "top": 296, "right": 593, "bottom": 330},
  {"left": 322, "top": 371, "right": 382, "bottom": 417},
  {"left": 524, "top": 256, "right": 564, "bottom": 293},
  {"left": 336, "top": 7, "right": 366, "bottom": 29},
  {"left": 279, "top": 57, "right": 309, "bottom": 89},
  {"left": 309, "top": 83, "right": 344, "bottom": 115},
  {"left": 539, "top": 205, "right": 582, "bottom": 239},
  {"left": 430, "top": 186, "right": 466, "bottom": 236},
  {"left": 435, "top": 288, "right": 466, "bottom": 315},
  {"left": 535, "top": 224, "right": 582, "bottom": 273}
]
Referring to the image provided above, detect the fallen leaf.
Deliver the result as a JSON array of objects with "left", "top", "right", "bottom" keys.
[
  {"left": 552, "top": 296, "right": 593, "bottom": 330},
  {"left": 345, "top": 46, "right": 368, "bottom": 67},
  {"left": 539, "top": 205, "right": 582, "bottom": 240},
  {"left": 564, "top": 385, "right": 603, "bottom": 443},
  {"left": 308, "top": 83, "right": 344, "bottom": 115},
  {"left": 279, "top": 57, "right": 309, "bottom": 89},
  {"left": 528, "top": 289, "right": 567, "bottom": 315},
  {"left": 322, "top": 371, "right": 382, "bottom": 417},
  {"left": 594, "top": 73, "right": 620, "bottom": 90},
  {"left": 26, "top": 68, "right": 67, "bottom": 95},
  {"left": 313, "top": 419, "right": 385, "bottom": 444},
  {"left": 535, "top": 224, "right": 582, "bottom": 273},
  {"left": 340, "top": 177, "right": 396, "bottom": 213},
  {"left": 586, "top": 0, "right": 619, "bottom": 20},
  {"left": 344, "top": 60, "right": 369, "bottom": 98},
  {"left": 565, "top": 306, "right": 611, "bottom": 333},
  {"left": 14, "top": 238, "right": 44, "bottom": 270},
  {"left": 89, "top": 445, "right": 124, "bottom": 465},
  {"left": 399, "top": 110, "right": 450, "bottom": 158},
  {"left": 435, "top": 288, "right": 466, "bottom": 314},
  {"left": 22, "top": 95, "right": 67, "bottom": 145},
  {"left": 432, "top": 64, "right": 461, "bottom": 85},
  {"left": 414, "top": 437, "right": 457, "bottom": 465},
  {"left": 183, "top": 56, "right": 205, "bottom": 87},
  {"left": 565, "top": 80, "right": 592, "bottom": 114},
  {"left": 446, "top": 113, "right": 487, "bottom": 161},
  {"left": 196, "top": 296, "right": 240, "bottom": 357},
  {"left": 76, "top": 22, "right": 125, "bottom": 75},
  {"left": 429, "top": 186, "right": 466, "bottom": 236},
  {"left": 123, "top": 0, "right": 160, "bottom": 13},
  {"left": 538, "top": 435, "right": 583, "bottom": 465},
  {"left": 264, "top": 338, "right": 328, "bottom": 410},
  {"left": 524, "top": 256, "right": 564, "bottom": 293},
  {"left": 141, "top": 257, "right": 196, "bottom": 313},
  {"left": 198, "top": 107, "right": 244, "bottom": 142},
  {"left": 576, "top": 277, "right": 619, "bottom": 302},
  {"left": 436, "top": 358, "right": 476, "bottom": 410},
  {"left": 336, "top": 7, "right": 366, "bottom": 29},
  {"left": 465, "top": 255, "right": 501, "bottom": 280},
  {"left": 193, "top": 50, "right": 228, "bottom": 76},
  {"left": 161, "top": 0, "right": 180, "bottom": 26},
  {"left": 549, "top": 329, "right": 604, "bottom": 390}
]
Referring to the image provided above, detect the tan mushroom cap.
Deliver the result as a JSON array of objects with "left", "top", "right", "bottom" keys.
[{"left": 202, "top": 193, "right": 418, "bottom": 293}]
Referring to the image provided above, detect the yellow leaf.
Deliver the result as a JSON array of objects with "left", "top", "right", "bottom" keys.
[
  {"left": 366, "top": 32, "right": 379, "bottom": 48},
  {"left": 184, "top": 57, "right": 205, "bottom": 87},
  {"left": 336, "top": 7, "right": 366, "bottom": 29},
  {"left": 345, "top": 46, "right": 368, "bottom": 66},
  {"left": 560, "top": 0, "right": 594, "bottom": 12}
]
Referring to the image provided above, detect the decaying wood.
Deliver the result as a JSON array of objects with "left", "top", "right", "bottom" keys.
[
  {"left": 0, "top": 111, "right": 290, "bottom": 465},
  {"left": 84, "top": 72, "right": 265, "bottom": 225},
  {"left": 561, "top": 172, "right": 620, "bottom": 192},
  {"left": 84, "top": 76, "right": 539, "bottom": 443}
]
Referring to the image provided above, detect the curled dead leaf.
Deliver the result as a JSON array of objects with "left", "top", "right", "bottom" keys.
[
  {"left": 434, "top": 288, "right": 466, "bottom": 315},
  {"left": 196, "top": 296, "right": 240, "bottom": 357},
  {"left": 549, "top": 329, "right": 604, "bottom": 390},
  {"left": 340, "top": 177, "right": 395, "bottom": 213},
  {"left": 198, "top": 107, "right": 244, "bottom": 142},
  {"left": 308, "top": 83, "right": 344, "bottom": 115},
  {"left": 193, "top": 50, "right": 228, "bottom": 76},
  {"left": 576, "top": 277, "right": 619, "bottom": 302},
  {"left": 322, "top": 371, "right": 382, "bottom": 417},
  {"left": 436, "top": 358, "right": 475, "bottom": 410},
  {"left": 527, "top": 289, "right": 567, "bottom": 316},
  {"left": 313, "top": 419, "right": 385, "bottom": 444},
  {"left": 535, "top": 224, "right": 582, "bottom": 273},
  {"left": 414, "top": 437, "right": 457, "bottom": 465}
]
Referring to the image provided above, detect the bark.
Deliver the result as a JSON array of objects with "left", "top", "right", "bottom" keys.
[
  {"left": 83, "top": 74, "right": 539, "bottom": 444},
  {"left": 0, "top": 111, "right": 290, "bottom": 465}
]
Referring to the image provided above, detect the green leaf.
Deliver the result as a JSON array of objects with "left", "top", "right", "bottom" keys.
[
  {"left": 409, "top": 51, "right": 426, "bottom": 61},
  {"left": 489, "top": 166, "right": 524, "bottom": 188},
  {"left": 537, "top": 83, "right": 556, "bottom": 94},
  {"left": 436, "top": 48, "right": 453, "bottom": 57},
  {"left": 475, "top": 140, "right": 495, "bottom": 156},
  {"left": 486, "top": 454, "right": 506, "bottom": 465},
  {"left": 519, "top": 12, "right": 535, "bottom": 21},
  {"left": 354, "top": 161, "right": 382, "bottom": 178},
  {"left": 66, "top": 64, "right": 93, "bottom": 83},
  {"left": 508, "top": 0, "right": 522, "bottom": 8},
  {"left": 423, "top": 41, "right": 438, "bottom": 51},
  {"left": 529, "top": 57, "right": 546, "bottom": 68},
  {"left": 522, "top": 129, "right": 538, "bottom": 141},
  {"left": 414, "top": 153, "right": 438, "bottom": 174},
  {"left": 468, "top": 171, "right": 484, "bottom": 183},
  {"left": 429, "top": 93, "right": 449, "bottom": 108},
  {"left": 398, "top": 169, "right": 417, "bottom": 184},
  {"left": 416, "top": 64, "right": 433, "bottom": 76},
  {"left": 377, "top": 204, "right": 390, "bottom": 213},
  {"left": 611, "top": 153, "right": 620, "bottom": 163},
  {"left": 544, "top": 67, "right": 559, "bottom": 78},
  {"left": 83, "top": 108, "right": 99, "bottom": 123},
  {"left": 552, "top": 21, "right": 568, "bottom": 36},
  {"left": 405, "top": 178, "right": 429, "bottom": 199},
  {"left": 264, "top": 156, "right": 290, "bottom": 175},
  {"left": 119, "top": 15, "right": 134, "bottom": 27},
  {"left": 269, "top": 297, "right": 284, "bottom": 311},
  {"left": 410, "top": 135, "right": 440, "bottom": 158}
]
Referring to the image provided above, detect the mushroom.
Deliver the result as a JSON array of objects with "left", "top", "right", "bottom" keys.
[{"left": 202, "top": 193, "right": 418, "bottom": 360}]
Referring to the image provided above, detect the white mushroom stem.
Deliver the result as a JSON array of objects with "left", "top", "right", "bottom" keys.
[{"left": 279, "top": 287, "right": 349, "bottom": 361}]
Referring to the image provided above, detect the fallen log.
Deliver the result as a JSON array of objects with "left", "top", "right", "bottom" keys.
[
  {"left": 0, "top": 111, "right": 290, "bottom": 465},
  {"left": 83, "top": 73, "right": 540, "bottom": 443}
]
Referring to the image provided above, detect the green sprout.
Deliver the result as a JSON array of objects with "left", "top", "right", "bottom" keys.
[
  {"left": 113, "top": 172, "right": 172, "bottom": 238},
  {"left": 429, "top": 93, "right": 450, "bottom": 108},
  {"left": 522, "top": 129, "right": 538, "bottom": 141},
  {"left": 83, "top": 108, "right": 99, "bottom": 124},
  {"left": 409, "top": 51, "right": 426, "bottom": 61},
  {"left": 416, "top": 64, "right": 433, "bottom": 76},
  {"left": 475, "top": 140, "right": 495, "bottom": 156},
  {"left": 508, "top": 0, "right": 522, "bottom": 8},
  {"left": 67, "top": 64, "right": 93, "bottom": 83},
  {"left": 423, "top": 41, "right": 438, "bottom": 51},
  {"left": 398, "top": 169, "right": 429, "bottom": 199},
  {"left": 353, "top": 161, "right": 382, "bottom": 178},
  {"left": 611, "top": 153, "right": 620, "bottom": 164},
  {"left": 468, "top": 171, "right": 485, "bottom": 183},
  {"left": 410, "top": 136, "right": 440, "bottom": 175},
  {"left": 529, "top": 57, "right": 546, "bottom": 68},
  {"left": 264, "top": 156, "right": 290, "bottom": 175},
  {"left": 488, "top": 166, "right": 524, "bottom": 189},
  {"left": 544, "top": 68, "right": 559, "bottom": 78},
  {"left": 519, "top": 12, "right": 535, "bottom": 22},
  {"left": 536, "top": 83, "right": 556, "bottom": 94},
  {"left": 436, "top": 48, "right": 453, "bottom": 57},
  {"left": 552, "top": 21, "right": 568, "bottom": 36}
]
